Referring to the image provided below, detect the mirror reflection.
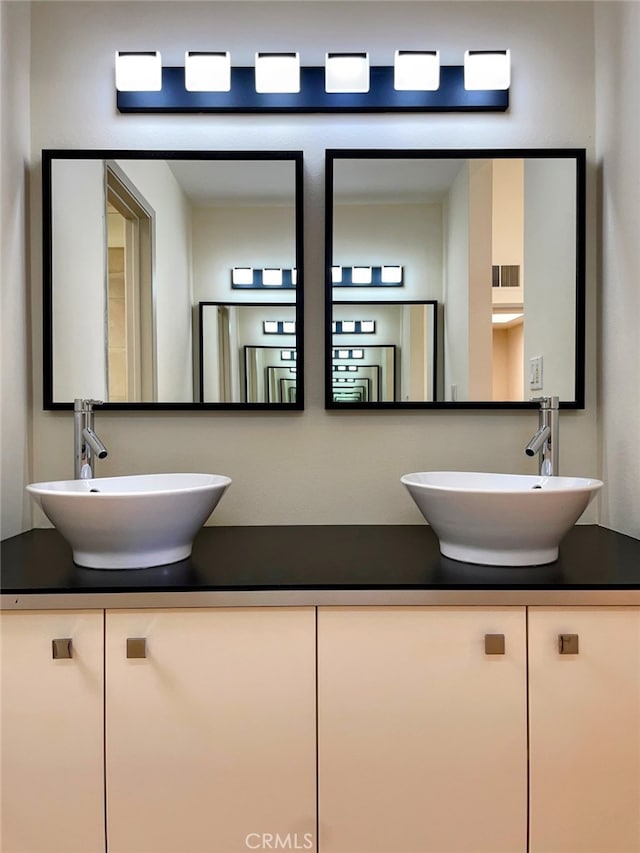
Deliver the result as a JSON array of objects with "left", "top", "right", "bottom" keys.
[
  {"left": 327, "top": 150, "right": 585, "bottom": 408},
  {"left": 44, "top": 151, "right": 303, "bottom": 409}
]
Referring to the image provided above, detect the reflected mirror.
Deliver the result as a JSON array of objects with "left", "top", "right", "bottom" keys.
[
  {"left": 43, "top": 150, "right": 304, "bottom": 409},
  {"left": 326, "top": 149, "right": 585, "bottom": 409}
]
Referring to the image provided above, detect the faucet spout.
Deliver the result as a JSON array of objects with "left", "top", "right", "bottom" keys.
[
  {"left": 525, "top": 425, "right": 551, "bottom": 457},
  {"left": 525, "top": 396, "right": 559, "bottom": 476},
  {"left": 74, "top": 399, "right": 108, "bottom": 479}
]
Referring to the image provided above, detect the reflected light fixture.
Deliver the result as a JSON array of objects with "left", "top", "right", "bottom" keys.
[
  {"left": 115, "top": 51, "right": 162, "bottom": 92},
  {"left": 185, "top": 51, "right": 231, "bottom": 92},
  {"left": 255, "top": 52, "right": 301, "bottom": 93},
  {"left": 381, "top": 265, "right": 403, "bottom": 284},
  {"left": 325, "top": 52, "right": 370, "bottom": 93},
  {"left": 283, "top": 321, "right": 296, "bottom": 334},
  {"left": 352, "top": 266, "right": 372, "bottom": 285},
  {"left": 332, "top": 266, "right": 343, "bottom": 283},
  {"left": 360, "top": 321, "right": 375, "bottom": 333},
  {"left": 263, "top": 268, "right": 283, "bottom": 286},
  {"left": 232, "top": 267, "right": 254, "bottom": 285},
  {"left": 394, "top": 50, "right": 440, "bottom": 91},
  {"left": 464, "top": 50, "right": 511, "bottom": 90}
]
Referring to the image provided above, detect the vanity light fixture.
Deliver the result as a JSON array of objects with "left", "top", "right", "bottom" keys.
[
  {"left": 116, "top": 51, "right": 509, "bottom": 112},
  {"left": 255, "top": 52, "right": 301, "bottom": 93},
  {"left": 231, "top": 267, "right": 296, "bottom": 289},
  {"left": 115, "top": 51, "right": 162, "bottom": 92},
  {"left": 280, "top": 350, "right": 296, "bottom": 360},
  {"left": 325, "top": 52, "right": 370, "bottom": 93},
  {"left": 464, "top": 50, "right": 511, "bottom": 91},
  {"left": 333, "top": 320, "right": 377, "bottom": 334},
  {"left": 332, "top": 266, "right": 343, "bottom": 284},
  {"left": 331, "top": 264, "right": 404, "bottom": 287},
  {"left": 262, "top": 320, "right": 296, "bottom": 335},
  {"left": 394, "top": 50, "right": 440, "bottom": 91},
  {"left": 184, "top": 51, "right": 231, "bottom": 92}
]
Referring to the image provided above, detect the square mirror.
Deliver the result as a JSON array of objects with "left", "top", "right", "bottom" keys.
[
  {"left": 326, "top": 149, "right": 585, "bottom": 409},
  {"left": 43, "top": 150, "right": 304, "bottom": 410}
]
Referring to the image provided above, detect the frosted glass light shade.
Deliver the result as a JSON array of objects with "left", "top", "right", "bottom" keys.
[
  {"left": 325, "top": 53, "right": 370, "bottom": 93},
  {"left": 381, "top": 265, "right": 403, "bottom": 283},
  {"left": 185, "top": 51, "right": 231, "bottom": 92},
  {"left": 332, "top": 265, "right": 343, "bottom": 283},
  {"left": 115, "top": 51, "right": 162, "bottom": 92},
  {"left": 352, "top": 266, "right": 372, "bottom": 284},
  {"left": 360, "top": 321, "right": 375, "bottom": 333},
  {"left": 394, "top": 51, "right": 440, "bottom": 91},
  {"left": 464, "top": 50, "right": 511, "bottom": 90},
  {"left": 232, "top": 267, "right": 254, "bottom": 285},
  {"left": 283, "top": 321, "right": 296, "bottom": 334},
  {"left": 255, "top": 53, "right": 300, "bottom": 93},
  {"left": 263, "top": 268, "right": 283, "bottom": 286}
]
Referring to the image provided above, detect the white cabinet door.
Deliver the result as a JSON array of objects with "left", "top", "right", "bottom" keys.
[
  {"left": 318, "top": 606, "right": 528, "bottom": 853},
  {"left": 105, "top": 607, "right": 316, "bottom": 853},
  {"left": 529, "top": 606, "right": 640, "bottom": 853},
  {"left": 0, "top": 610, "right": 105, "bottom": 853}
]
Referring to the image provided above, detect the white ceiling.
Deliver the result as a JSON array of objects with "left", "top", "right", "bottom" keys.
[{"left": 167, "top": 159, "right": 296, "bottom": 205}]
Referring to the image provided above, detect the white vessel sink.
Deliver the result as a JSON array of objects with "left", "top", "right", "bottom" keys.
[
  {"left": 27, "top": 473, "right": 231, "bottom": 569},
  {"left": 400, "top": 471, "right": 603, "bottom": 566}
]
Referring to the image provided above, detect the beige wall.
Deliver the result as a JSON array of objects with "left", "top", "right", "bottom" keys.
[
  {"left": 14, "top": 1, "right": 603, "bottom": 529},
  {"left": 595, "top": 2, "right": 640, "bottom": 539},
  {"left": 1, "top": 1, "right": 31, "bottom": 539}
]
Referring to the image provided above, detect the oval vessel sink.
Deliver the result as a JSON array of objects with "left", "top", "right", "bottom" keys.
[
  {"left": 27, "top": 473, "right": 231, "bottom": 569},
  {"left": 400, "top": 471, "right": 603, "bottom": 566}
]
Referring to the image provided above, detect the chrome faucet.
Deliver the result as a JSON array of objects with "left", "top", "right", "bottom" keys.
[
  {"left": 525, "top": 396, "right": 559, "bottom": 476},
  {"left": 74, "top": 398, "right": 108, "bottom": 479}
]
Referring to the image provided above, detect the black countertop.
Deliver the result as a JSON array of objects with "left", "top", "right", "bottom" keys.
[{"left": 1, "top": 525, "right": 639, "bottom": 599}]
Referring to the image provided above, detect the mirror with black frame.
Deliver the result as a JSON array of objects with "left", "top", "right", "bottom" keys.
[
  {"left": 43, "top": 150, "right": 304, "bottom": 410},
  {"left": 326, "top": 149, "right": 585, "bottom": 409}
]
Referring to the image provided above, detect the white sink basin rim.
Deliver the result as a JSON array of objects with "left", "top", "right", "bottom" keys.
[
  {"left": 27, "top": 473, "right": 231, "bottom": 569},
  {"left": 401, "top": 471, "right": 603, "bottom": 566}
]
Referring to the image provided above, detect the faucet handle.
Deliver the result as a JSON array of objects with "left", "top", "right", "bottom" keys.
[
  {"left": 530, "top": 396, "right": 559, "bottom": 409},
  {"left": 74, "top": 398, "right": 104, "bottom": 412}
]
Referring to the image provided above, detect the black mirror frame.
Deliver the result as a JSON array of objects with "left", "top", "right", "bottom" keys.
[
  {"left": 325, "top": 147, "right": 586, "bottom": 411},
  {"left": 42, "top": 149, "right": 304, "bottom": 411}
]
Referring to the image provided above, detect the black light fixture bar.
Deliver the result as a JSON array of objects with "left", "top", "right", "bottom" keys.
[{"left": 117, "top": 65, "right": 508, "bottom": 113}]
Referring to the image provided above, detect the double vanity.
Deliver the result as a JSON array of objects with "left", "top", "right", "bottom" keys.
[{"left": 2, "top": 523, "right": 640, "bottom": 853}]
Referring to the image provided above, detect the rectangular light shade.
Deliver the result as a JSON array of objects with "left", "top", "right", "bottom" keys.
[
  {"left": 233, "top": 267, "right": 254, "bottom": 285},
  {"left": 394, "top": 51, "right": 440, "bottom": 91},
  {"left": 381, "top": 265, "right": 403, "bottom": 283},
  {"left": 325, "top": 53, "right": 369, "bottom": 93},
  {"left": 283, "top": 321, "right": 296, "bottom": 334},
  {"left": 263, "top": 321, "right": 278, "bottom": 333},
  {"left": 341, "top": 321, "right": 356, "bottom": 333},
  {"left": 464, "top": 50, "right": 511, "bottom": 90},
  {"left": 263, "top": 268, "right": 283, "bottom": 286},
  {"left": 352, "top": 266, "right": 372, "bottom": 284},
  {"left": 360, "top": 321, "right": 375, "bottom": 333},
  {"left": 255, "top": 53, "right": 300, "bottom": 93},
  {"left": 331, "top": 265, "right": 343, "bottom": 283},
  {"left": 115, "top": 51, "right": 162, "bottom": 92},
  {"left": 185, "top": 52, "right": 231, "bottom": 92}
]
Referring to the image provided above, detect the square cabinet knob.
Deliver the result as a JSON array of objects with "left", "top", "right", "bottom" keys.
[
  {"left": 126, "top": 638, "right": 147, "bottom": 659},
  {"left": 52, "top": 638, "right": 72, "bottom": 659},
  {"left": 484, "top": 634, "right": 505, "bottom": 655},
  {"left": 558, "top": 633, "right": 579, "bottom": 655}
]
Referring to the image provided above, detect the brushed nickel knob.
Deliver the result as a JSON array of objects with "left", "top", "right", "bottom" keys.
[
  {"left": 52, "top": 638, "right": 72, "bottom": 659},
  {"left": 126, "top": 638, "right": 147, "bottom": 659},
  {"left": 484, "top": 634, "right": 505, "bottom": 655}
]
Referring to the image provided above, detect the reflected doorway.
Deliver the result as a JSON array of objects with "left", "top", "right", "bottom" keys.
[{"left": 106, "top": 165, "right": 154, "bottom": 402}]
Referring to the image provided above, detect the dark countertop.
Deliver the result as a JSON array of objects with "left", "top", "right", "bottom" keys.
[{"left": 1, "top": 525, "right": 639, "bottom": 609}]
